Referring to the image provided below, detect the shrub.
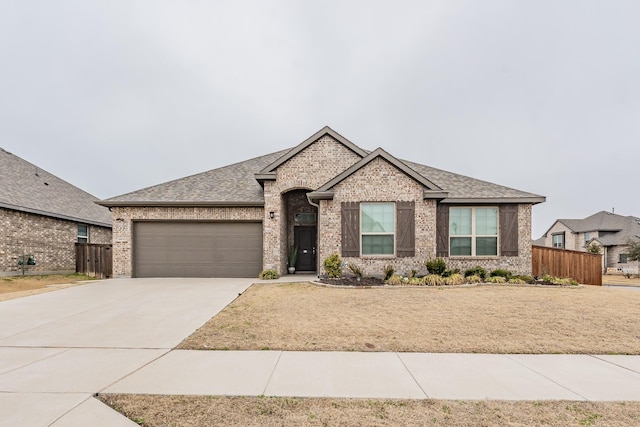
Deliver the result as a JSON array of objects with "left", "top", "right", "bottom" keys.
[
  {"left": 508, "top": 278, "right": 526, "bottom": 284},
  {"left": 258, "top": 269, "right": 279, "bottom": 280},
  {"left": 515, "top": 275, "right": 534, "bottom": 283},
  {"left": 464, "top": 266, "right": 487, "bottom": 280},
  {"left": 323, "top": 253, "right": 343, "bottom": 278},
  {"left": 424, "top": 275, "right": 444, "bottom": 286},
  {"left": 383, "top": 264, "right": 395, "bottom": 281},
  {"left": 425, "top": 257, "right": 447, "bottom": 275},
  {"left": 441, "top": 268, "right": 461, "bottom": 278},
  {"left": 486, "top": 276, "right": 506, "bottom": 284},
  {"left": 408, "top": 277, "right": 425, "bottom": 286},
  {"left": 347, "top": 262, "right": 363, "bottom": 279},
  {"left": 490, "top": 269, "right": 512, "bottom": 280},
  {"left": 465, "top": 274, "right": 482, "bottom": 284},
  {"left": 386, "top": 274, "right": 404, "bottom": 285},
  {"left": 409, "top": 269, "right": 418, "bottom": 278},
  {"left": 444, "top": 273, "right": 464, "bottom": 286}
]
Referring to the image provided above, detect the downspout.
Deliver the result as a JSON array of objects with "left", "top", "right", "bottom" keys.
[{"left": 307, "top": 194, "right": 321, "bottom": 278}]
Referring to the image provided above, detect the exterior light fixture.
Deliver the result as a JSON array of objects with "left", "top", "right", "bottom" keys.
[{"left": 269, "top": 211, "right": 275, "bottom": 219}]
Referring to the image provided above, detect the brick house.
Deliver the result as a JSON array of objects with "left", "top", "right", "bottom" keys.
[
  {"left": 1, "top": 148, "right": 112, "bottom": 276},
  {"left": 536, "top": 211, "right": 640, "bottom": 274},
  {"left": 99, "top": 127, "right": 545, "bottom": 278}
]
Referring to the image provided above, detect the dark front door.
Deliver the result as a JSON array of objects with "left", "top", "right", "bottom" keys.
[{"left": 294, "top": 226, "right": 317, "bottom": 272}]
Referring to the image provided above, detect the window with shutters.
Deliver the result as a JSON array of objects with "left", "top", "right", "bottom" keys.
[
  {"left": 449, "top": 207, "right": 498, "bottom": 256},
  {"left": 361, "top": 203, "right": 395, "bottom": 255}
]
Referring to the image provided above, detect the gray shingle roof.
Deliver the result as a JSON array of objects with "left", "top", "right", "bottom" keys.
[
  {"left": 0, "top": 147, "right": 111, "bottom": 227},
  {"left": 101, "top": 130, "right": 544, "bottom": 206},
  {"left": 102, "top": 149, "right": 290, "bottom": 205},
  {"left": 558, "top": 211, "right": 640, "bottom": 246}
]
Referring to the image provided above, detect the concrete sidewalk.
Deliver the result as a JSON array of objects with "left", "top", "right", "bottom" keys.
[{"left": 104, "top": 350, "right": 640, "bottom": 401}]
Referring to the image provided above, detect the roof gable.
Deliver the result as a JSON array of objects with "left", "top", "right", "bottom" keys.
[
  {"left": 316, "top": 148, "right": 444, "bottom": 195},
  {"left": 0, "top": 147, "right": 111, "bottom": 227},
  {"left": 256, "top": 126, "right": 368, "bottom": 179}
]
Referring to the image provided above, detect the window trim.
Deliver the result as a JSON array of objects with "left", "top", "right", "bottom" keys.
[
  {"left": 449, "top": 206, "right": 499, "bottom": 257},
  {"left": 360, "top": 202, "right": 396, "bottom": 257},
  {"left": 619, "top": 253, "right": 628, "bottom": 263},
  {"left": 77, "top": 224, "right": 89, "bottom": 243}
]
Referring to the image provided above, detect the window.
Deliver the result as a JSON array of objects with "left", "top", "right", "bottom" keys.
[
  {"left": 552, "top": 233, "right": 564, "bottom": 249},
  {"left": 77, "top": 225, "right": 88, "bottom": 243},
  {"left": 449, "top": 207, "right": 498, "bottom": 256},
  {"left": 584, "top": 232, "right": 591, "bottom": 245},
  {"left": 620, "top": 253, "right": 628, "bottom": 263},
  {"left": 361, "top": 203, "right": 395, "bottom": 255}
]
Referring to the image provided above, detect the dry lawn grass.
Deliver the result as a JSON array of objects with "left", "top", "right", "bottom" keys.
[
  {"left": 179, "top": 283, "right": 640, "bottom": 354},
  {"left": 99, "top": 394, "right": 640, "bottom": 427},
  {"left": 602, "top": 274, "right": 640, "bottom": 286},
  {"left": 0, "top": 274, "right": 95, "bottom": 301}
]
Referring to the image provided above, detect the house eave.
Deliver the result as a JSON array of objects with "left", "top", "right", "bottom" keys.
[
  {"left": 423, "top": 190, "right": 449, "bottom": 200},
  {"left": 254, "top": 173, "right": 276, "bottom": 181},
  {"left": 96, "top": 200, "right": 265, "bottom": 208},
  {"left": 0, "top": 202, "right": 112, "bottom": 228},
  {"left": 307, "top": 191, "right": 335, "bottom": 202},
  {"left": 440, "top": 197, "right": 546, "bottom": 205}
]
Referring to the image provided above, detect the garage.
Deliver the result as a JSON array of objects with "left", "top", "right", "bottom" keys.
[{"left": 133, "top": 221, "right": 263, "bottom": 278}]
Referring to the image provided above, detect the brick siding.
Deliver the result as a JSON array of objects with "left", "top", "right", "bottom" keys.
[{"left": 0, "top": 207, "right": 112, "bottom": 276}]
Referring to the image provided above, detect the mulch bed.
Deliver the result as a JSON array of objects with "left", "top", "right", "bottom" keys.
[{"left": 319, "top": 276, "right": 386, "bottom": 286}]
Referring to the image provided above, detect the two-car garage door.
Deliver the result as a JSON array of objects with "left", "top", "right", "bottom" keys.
[{"left": 133, "top": 222, "right": 263, "bottom": 278}]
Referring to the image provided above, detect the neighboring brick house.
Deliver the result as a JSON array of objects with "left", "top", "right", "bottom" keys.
[
  {"left": 0, "top": 148, "right": 112, "bottom": 276},
  {"left": 99, "top": 126, "right": 545, "bottom": 278},
  {"left": 536, "top": 211, "right": 640, "bottom": 274}
]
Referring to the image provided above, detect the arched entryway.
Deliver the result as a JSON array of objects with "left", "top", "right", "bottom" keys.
[{"left": 283, "top": 189, "right": 318, "bottom": 273}]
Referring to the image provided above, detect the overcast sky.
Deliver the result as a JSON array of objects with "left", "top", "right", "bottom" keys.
[{"left": 1, "top": 1, "right": 638, "bottom": 238}]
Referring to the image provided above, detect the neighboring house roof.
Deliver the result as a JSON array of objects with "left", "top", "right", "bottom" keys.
[
  {"left": 99, "top": 127, "right": 545, "bottom": 207},
  {"left": 543, "top": 211, "right": 640, "bottom": 247},
  {"left": 0, "top": 147, "right": 111, "bottom": 227},
  {"left": 532, "top": 236, "right": 546, "bottom": 246}
]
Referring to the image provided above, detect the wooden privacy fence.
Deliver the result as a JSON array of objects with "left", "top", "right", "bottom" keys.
[
  {"left": 532, "top": 245, "right": 602, "bottom": 286},
  {"left": 75, "top": 243, "right": 112, "bottom": 279}
]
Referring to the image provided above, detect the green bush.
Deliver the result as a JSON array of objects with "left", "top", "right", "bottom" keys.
[
  {"left": 258, "top": 269, "right": 279, "bottom": 280},
  {"left": 464, "top": 266, "right": 487, "bottom": 280},
  {"left": 486, "top": 276, "right": 506, "bottom": 284},
  {"left": 383, "top": 264, "right": 395, "bottom": 281},
  {"left": 323, "top": 253, "right": 343, "bottom": 278},
  {"left": 441, "top": 268, "right": 461, "bottom": 278},
  {"left": 515, "top": 275, "right": 534, "bottom": 283},
  {"left": 508, "top": 278, "right": 526, "bottom": 284},
  {"left": 425, "top": 257, "right": 447, "bottom": 275},
  {"left": 490, "top": 269, "right": 512, "bottom": 280}
]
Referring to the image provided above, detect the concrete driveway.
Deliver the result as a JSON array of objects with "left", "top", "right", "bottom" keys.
[{"left": 0, "top": 277, "right": 255, "bottom": 426}]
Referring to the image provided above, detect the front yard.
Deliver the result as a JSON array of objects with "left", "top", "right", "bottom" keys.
[
  {"left": 93, "top": 281, "right": 640, "bottom": 426},
  {"left": 0, "top": 273, "right": 96, "bottom": 301},
  {"left": 178, "top": 282, "right": 640, "bottom": 354}
]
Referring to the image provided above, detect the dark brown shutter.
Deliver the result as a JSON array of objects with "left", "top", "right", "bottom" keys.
[
  {"left": 499, "top": 204, "right": 519, "bottom": 257},
  {"left": 341, "top": 202, "right": 360, "bottom": 257},
  {"left": 396, "top": 201, "right": 415, "bottom": 257},
  {"left": 436, "top": 203, "right": 449, "bottom": 257}
]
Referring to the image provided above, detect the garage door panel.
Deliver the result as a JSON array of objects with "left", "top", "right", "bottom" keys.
[{"left": 133, "top": 222, "right": 263, "bottom": 278}]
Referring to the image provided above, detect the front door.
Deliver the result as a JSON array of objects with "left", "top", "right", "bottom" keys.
[{"left": 294, "top": 226, "right": 317, "bottom": 272}]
